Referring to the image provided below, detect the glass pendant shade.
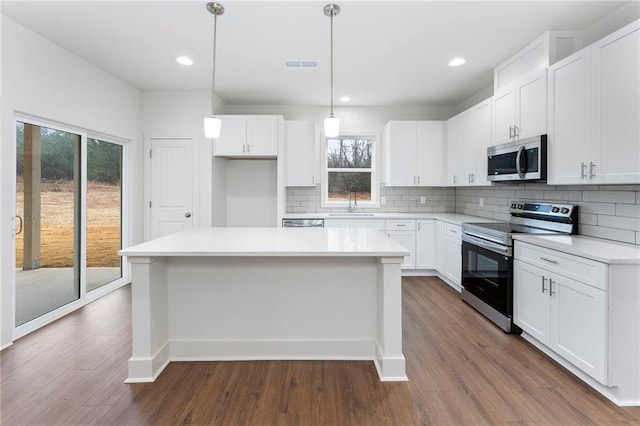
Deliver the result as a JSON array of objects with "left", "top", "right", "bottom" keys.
[
  {"left": 324, "top": 115, "right": 340, "bottom": 138},
  {"left": 204, "top": 115, "right": 222, "bottom": 138}
]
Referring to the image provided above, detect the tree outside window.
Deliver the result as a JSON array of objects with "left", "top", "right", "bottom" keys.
[{"left": 325, "top": 136, "right": 376, "bottom": 204}]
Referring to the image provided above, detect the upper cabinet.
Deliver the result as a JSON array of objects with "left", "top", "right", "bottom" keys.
[
  {"left": 493, "top": 31, "right": 582, "bottom": 145},
  {"left": 213, "top": 115, "right": 283, "bottom": 158},
  {"left": 285, "top": 120, "right": 318, "bottom": 187},
  {"left": 493, "top": 70, "right": 547, "bottom": 144},
  {"left": 447, "top": 97, "right": 493, "bottom": 186},
  {"left": 384, "top": 120, "right": 445, "bottom": 187},
  {"left": 549, "top": 20, "right": 640, "bottom": 185}
]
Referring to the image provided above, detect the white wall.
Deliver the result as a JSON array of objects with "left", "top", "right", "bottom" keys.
[
  {"left": 0, "top": 16, "right": 143, "bottom": 348},
  {"left": 226, "top": 160, "right": 277, "bottom": 227},
  {"left": 583, "top": 1, "right": 640, "bottom": 45},
  {"left": 141, "top": 91, "right": 227, "bottom": 229}
]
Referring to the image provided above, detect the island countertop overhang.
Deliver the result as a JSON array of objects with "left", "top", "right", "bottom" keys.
[{"left": 119, "top": 227, "right": 410, "bottom": 258}]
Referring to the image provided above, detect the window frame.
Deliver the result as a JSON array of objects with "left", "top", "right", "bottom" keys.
[{"left": 320, "top": 132, "right": 379, "bottom": 208}]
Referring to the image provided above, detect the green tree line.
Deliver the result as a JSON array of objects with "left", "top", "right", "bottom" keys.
[{"left": 16, "top": 123, "right": 121, "bottom": 184}]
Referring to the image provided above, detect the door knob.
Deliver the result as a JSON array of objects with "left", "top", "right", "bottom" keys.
[{"left": 185, "top": 212, "right": 192, "bottom": 218}]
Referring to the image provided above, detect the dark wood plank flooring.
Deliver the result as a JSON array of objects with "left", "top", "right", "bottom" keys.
[{"left": 2, "top": 276, "right": 640, "bottom": 425}]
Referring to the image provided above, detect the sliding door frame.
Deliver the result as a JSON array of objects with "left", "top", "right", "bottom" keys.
[{"left": 12, "top": 114, "right": 130, "bottom": 340}]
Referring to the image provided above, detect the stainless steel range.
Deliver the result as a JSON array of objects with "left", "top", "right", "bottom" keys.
[{"left": 461, "top": 201, "right": 578, "bottom": 333}]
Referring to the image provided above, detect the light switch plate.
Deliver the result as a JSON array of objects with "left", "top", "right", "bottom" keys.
[
  {"left": 479, "top": 197, "right": 484, "bottom": 207},
  {"left": 420, "top": 196, "right": 426, "bottom": 204}
]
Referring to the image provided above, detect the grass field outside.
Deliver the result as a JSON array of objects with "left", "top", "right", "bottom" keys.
[{"left": 15, "top": 178, "right": 121, "bottom": 268}]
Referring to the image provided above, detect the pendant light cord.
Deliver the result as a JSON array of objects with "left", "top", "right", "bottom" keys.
[
  {"left": 329, "top": 11, "right": 334, "bottom": 117},
  {"left": 211, "top": 13, "right": 218, "bottom": 116}
]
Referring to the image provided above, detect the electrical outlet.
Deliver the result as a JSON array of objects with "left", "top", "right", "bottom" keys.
[
  {"left": 381, "top": 196, "right": 386, "bottom": 205},
  {"left": 420, "top": 196, "right": 426, "bottom": 204},
  {"left": 479, "top": 197, "right": 484, "bottom": 207}
]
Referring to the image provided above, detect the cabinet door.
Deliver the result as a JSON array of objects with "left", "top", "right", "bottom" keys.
[
  {"left": 446, "top": 115, "right": 462, "bottom": 185},
  {"left": 516, "top": 70, "right": 547, "bottom": 140},
  {"left": 434, "top": 221, "right": 445, "bottom": 271},
  {"left": 415, "top": 220, "right": 435, "bottom": 269},
  {"left": 470, "top": 98, "right": 492, "bottom": 186},
  {"left": 493, "top": 88, "right": 516, "bottom": 145},
  {"left": 285, "top": 120, "right": 317, "bottom": 186},
  {"left": 513, "top": 260, "right": 550, "bottom": 344},
  {"left": 246, "top": 116, "right": 278, "bottom": 156},
  {"left": 416, "top": 121, "right": 444, "bottom": 186},
  {"left": 550, "top": 274, "right": 607, "bottom": 384},
  {"left": 548, "top": 49, "right": 591, "bottom": 184},
  {"left": 443, "top": 235, "right": 461, "bottom": 285},
  {"left": 385, "top": 121, "right": 417, "bottom": 186},
  {"left": 591, "top": 21, "right": 640, "bottom": 184},
  {"left": 387, "top": 230, "right": 416, "bottom": 269},
  {"left": 215, "top": 116, "right": 246, "bottom": 156}
]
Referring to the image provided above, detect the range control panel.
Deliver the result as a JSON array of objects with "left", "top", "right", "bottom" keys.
[{"left": 509, "top": 201, "right": 576, "bottom": 219}]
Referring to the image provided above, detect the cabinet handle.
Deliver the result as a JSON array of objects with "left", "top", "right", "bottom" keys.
[
  {"left": 413, "top": 176, "right": 416, "bottom": 185},
  {"left": 396, "top": 224, "right": 407, "bottom": 227},
  {"left": 247, "top": 144, "right": 250, "bottom": 153},
  {"left": 549, "top": 279, "right": 555, "bottom": 296},
  {"left": 453, "top": 175, "right": 457, "bottom": 184},
  {"left": 580, "top": 162, "right": 587, "bottom": 179},
  {"left": 514, "top": 125, "right": 519, "bottom": 139},
  {"left": 509, "top": 126, "right": 513, "bottom": 139},
  {"left": 589, "top": 162, "right": 596, "bottom": 178},
  {"left": 540, "top": 257, "right": 558, "bottom": 264},
  {"left": 242, "top": 144, "right": 246, "bottom": 153},
  {"left": 418, "top": 222, "right": 421, "bottom": 231},
  {"left": 541, "top": 276, "right": 547, "bottom": 293},
  {"left": 417, "top": 176, "right": 420, "bottom": 185},
  {"left": 470, "top": 174, "right": 474, "bottom": 183},
  {"left": 312, "top": 176, "right": 315, "bottom": 185}
]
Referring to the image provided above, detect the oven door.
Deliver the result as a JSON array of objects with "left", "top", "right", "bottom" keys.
[{"left": 461, "top": 236, "right": 513, "bottom": 316}]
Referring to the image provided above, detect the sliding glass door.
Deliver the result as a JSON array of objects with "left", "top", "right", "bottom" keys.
[
  {"left": 15, "top": 122, "right": 81, "bottom": 326},
  {"left": 86, "top": 138, "right": 123, "bottom": 292},
  {"left": 15, "top": 120, "right": 126, "bottom": 331}
]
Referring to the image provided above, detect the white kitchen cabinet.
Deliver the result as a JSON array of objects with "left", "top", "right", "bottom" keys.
[
  {"left": 549, "top": 20, "right": 640, "bottom": 185},
  {"left": 385, "top": 121, "right": 445, "bottom": 186},
  {"left": 386, "top": 220, "right": 416, "bottom": 269},
  {"left": 285, "top": 120, "right": 317, "bottom": 187},
  {"left": 514, "top": 243, "right": 607, "bottom": 384},
  {"left": 415, "top": 220, "right": 435, "bottom": 269},
  {"left": 493, "top": 70, "right": 547, "bottom": 145},
  {"left": 442, "top": 223, "right": 462, "bottom": 288},
  {"left": 446, "top": 98, "right": 492, "bottom": 186},
  {"left": 434, "top": 220, "right": 445, "bottom": 271},
  {"left": 324, "top": 219, "right": 386, "bottom": 230},
  {"left": 213, "top": 115, "right": 282, "bottom": 157}
]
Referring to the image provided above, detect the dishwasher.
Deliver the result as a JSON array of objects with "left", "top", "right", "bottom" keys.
[{"left": 282, "top": 218, "right": 324, "bottom": 228}]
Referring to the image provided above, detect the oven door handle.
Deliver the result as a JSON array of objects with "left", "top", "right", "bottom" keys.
[{"left": 462, "top": 233, "right": 512, "bottom": 257}]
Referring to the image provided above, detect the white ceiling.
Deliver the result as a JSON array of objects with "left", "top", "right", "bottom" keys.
[{"left": 1, "top": 1, "right": 632, "bottom": 107}]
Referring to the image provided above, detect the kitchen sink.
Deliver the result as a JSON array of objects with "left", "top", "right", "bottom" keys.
[{"left": 328, "top": 213, "right": 376, "bottom": 217}]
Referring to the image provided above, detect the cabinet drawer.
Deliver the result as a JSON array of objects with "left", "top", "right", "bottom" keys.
[
  {"left": 325, "top": 219, "right": 386, "bottom": 231},
  {"left": 515, "top": 242, "right": 607, "bottom": 290},
  {"left": 444, "top": 223, "right": 462, "bottom": 240},
  {"left": 385, "top": 220, "right": 416, "bottom": 231}
]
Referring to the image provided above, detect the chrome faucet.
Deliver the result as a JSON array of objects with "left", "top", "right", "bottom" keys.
[{"left": 348, "top": 186, "right": 358, "bottom": 213}]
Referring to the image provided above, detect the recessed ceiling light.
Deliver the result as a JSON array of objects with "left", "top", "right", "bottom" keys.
[
  {"left": 448, "top": 57, "right": 466, "bottom": 67},
  {"left": 339, "top": 96, "right": 351, "bottom": 103},
  {"left": 176, "top": 56, "right": 194, "bottom": 66}
]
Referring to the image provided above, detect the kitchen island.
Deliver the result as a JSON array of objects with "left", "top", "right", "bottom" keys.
[{"left": 119, "top": 227, "right": 409, "bottom": 383}]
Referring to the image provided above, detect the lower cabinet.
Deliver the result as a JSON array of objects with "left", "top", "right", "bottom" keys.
[
  {"left": 385, "top": 220, "right": 416, "bottom": 269},
  {"left": 514, "top": 245, "right": 607, "bottom": 384},
  {"left": 415, "top": 220, "right": 435, "bottom": 269},
  {"left": 441, "top": 223, "right": 462, "bottom": 288}
]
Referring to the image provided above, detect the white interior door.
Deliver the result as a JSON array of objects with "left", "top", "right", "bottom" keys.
[{"left": 150, "top": 139, "right": 194, "bottom": 239}]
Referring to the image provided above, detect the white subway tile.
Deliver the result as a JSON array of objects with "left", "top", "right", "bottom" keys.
[
  {"left": 579, "top": 213, "right": 597, "bottom": 225},
  {"left": 580, "top": 224, "right": 636, "bottom": 244},
  {"left": 583, "top": 191, "right": 636, "bottom": 204},
  {"left": 577, "top": 202, "right": 616, "bottom": 215},
  {"left": 601, "top": 185, "right": 640, "bottom": 191},
  {"left": 617, "top": 204, "right": 640, "bottom": 218},
  {"left": 597, "top": 215, "right": 640, "bottom": 232}
]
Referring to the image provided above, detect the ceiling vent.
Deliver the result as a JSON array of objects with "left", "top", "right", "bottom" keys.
[{"left": 285, "top": 60, "right": 318, "bottom": 69}]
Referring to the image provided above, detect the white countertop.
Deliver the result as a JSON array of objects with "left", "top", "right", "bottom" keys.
[
  {"left": 282, "top": 212, "right": 496, "bottom": 226},
  {"left": 119, "top": 227, "right": 410, "bottom": 258},
  {"left": 513, "top": 234, "right": 640, "bottom": 265}
]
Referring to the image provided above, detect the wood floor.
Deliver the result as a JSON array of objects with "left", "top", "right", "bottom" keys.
[{"left": 2, "top": 277, "right": 640, "bottom": 425}]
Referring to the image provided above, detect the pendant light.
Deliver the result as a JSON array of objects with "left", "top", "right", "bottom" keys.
[
  {"left": 323, "top": 3, "right": 340, "bottom": 138},
  {"left": 204, "top": 2, "right": 224, "bottom": 139}
]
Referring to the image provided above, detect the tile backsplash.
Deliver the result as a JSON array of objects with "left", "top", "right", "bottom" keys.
[
  {"left": 286, "top": 185, "right": 456, "bottom": 214},
  {"left": 456, "top": 184, "right": 640, "bottom": 245},
  {"left": 286, "top": 183, "right": 640, "bottom": 245}
]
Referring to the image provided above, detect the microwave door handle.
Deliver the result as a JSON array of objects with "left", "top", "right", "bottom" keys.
[{"left": 515, "top": 145, "right": 526, "bottom": 178}]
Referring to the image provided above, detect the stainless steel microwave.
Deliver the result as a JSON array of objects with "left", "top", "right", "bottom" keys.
[{"left": 487, "top": 135, "right": 547, "bottom": 182}]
